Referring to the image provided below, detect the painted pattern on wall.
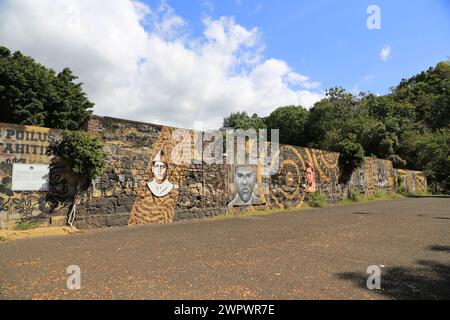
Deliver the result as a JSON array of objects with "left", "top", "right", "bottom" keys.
[
  {"left": 265, "top": 145, "right": 340, "bottom": 209},
  {"left": 1, "top": 117, "right": 429, "bottom": 229},
  {"left": 0, "top": 123, "right": 74, "bottom": 227},
  {"left": 395, "top": 169, "right": 427, "bottom": 194},
  {"left": 128, "top": 127, "right": 189, "bottom": 224},
  {"left": 349, "top": 157, "right": 396, "bottom": 196}
]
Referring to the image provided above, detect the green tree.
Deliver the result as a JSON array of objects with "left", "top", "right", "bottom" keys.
[
  {"left": 392, "top": 60, "right": 450, "bottom": 130},
  {"left": 265, "top": 105, "right": 309, "bottom": 146},
  {"left": 0, "top": 46, "right": 93, "bottom": 130},
  {"left": 305, "top": 87, "right": 365, "bottom": 151},
  {"left": 48, "top": 131, "right": 107, "bottom": 227},
  {"left": 222, "top": 111, "right": 266, "bottom": 130},
  {"left": 414, "top": 129, "right": 450, "bottom": 192}
]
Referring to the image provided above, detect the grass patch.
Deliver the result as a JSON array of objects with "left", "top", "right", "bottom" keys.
[
  {"left": 348, "top": 190, "right": 364, "bottom": 202},
  {"left": 213, "top": 190, "right": 404, "bottom": 221},
  {"left": 406, "top": 191, "right": 432, "bottom": 197},
  {"left": 15, "top": 218, "right": 40, "bottom": 231},
  {"left": 221, "top": 206, "right": 306, "bottom": 219},
  {"left": 338, "top": 191, "right": 403, "bottom": 205},
  {"left": 305, "top": 192, "right": 328, "bottom": 208}
]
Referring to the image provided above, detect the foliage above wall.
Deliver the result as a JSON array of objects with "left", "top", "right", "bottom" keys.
[
  {"left": 0, "top": 46, "right": 93, "bottom": 130},
  {"left": 223, "top": 111, "right": 267, "bottom": 130},
  {"left": 48, "top": 131, "right": 107, "bottom": 185},
  {"left": 265, "top": 105, "right": 309, "bottom": 147},
  {"left": 336, "top": 139, "right": 365, "bottom": 181}
]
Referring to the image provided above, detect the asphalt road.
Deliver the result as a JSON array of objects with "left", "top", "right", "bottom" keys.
[{"left": 1, "top": 198, "right": 449, "bottom": 300}]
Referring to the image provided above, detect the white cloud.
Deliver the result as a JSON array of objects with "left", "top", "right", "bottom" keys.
[
  {"left": 380, "top": 45, "right": 391, "bottom": 61},
  {"left": 0, "top": 0, "right": 323, "bottom": 129}
]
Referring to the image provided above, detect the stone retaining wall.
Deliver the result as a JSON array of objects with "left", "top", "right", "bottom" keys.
[{"left": 0, "top": 117, "right": 427, "bottom": 229}]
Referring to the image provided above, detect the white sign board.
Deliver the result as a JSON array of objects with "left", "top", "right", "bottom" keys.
[{"left": 12, "top": 164, "right": 50, "bottom": 192}]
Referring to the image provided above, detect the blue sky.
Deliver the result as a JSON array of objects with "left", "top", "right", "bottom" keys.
[{"left": 143, "top": 0, "right": 450, "bottom": 95}]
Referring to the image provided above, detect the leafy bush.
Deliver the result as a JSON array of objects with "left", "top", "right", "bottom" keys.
[
  {"left": 15, "top": 218, "right": 40, "bottom": 230},
  {"left": 336, "top": 139, "right": 365, "bottom": 182},
  {"left": 49, "top": 130, "right": 107, "bottom": 183},
  {"left": 348, "top": 189, "right": 363, "bottom": 202},
  {"left": 306, "top": 191, "right": 327, "bottom": 208},
  {"left": 374, "top": 190, "right": 385, "bottom": 198}
]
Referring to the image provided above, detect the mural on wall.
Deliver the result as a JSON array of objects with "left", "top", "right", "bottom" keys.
[
  {"left": 228, "top": 165, "right": 263, "bottom": 208},
  {"left": 349, "top": 158, "right": 396, "bottom": 195},
  {"left": 75, "top": 116, "right": 429, "bottom": 228},
  {"left": 128, "top": 126, "right": 188, "bottom": 225},
  {"left": 147, "top": 150, "right": 174, "bottom": 197},
  {"left": 1, "top": 117, "right": 430, "bottom": 229},
  {"left": 357, "top": 169, "right": 366, "bottom": 193},
  {"left": 0, "top": 123, "right": 73, "bottom": 226},
  {"left": 304, "top": 148, "right": 340, "bottom": 199},
  {"left": 359, "top": 158, "right": 395, "bottom": 195},
  {"left": 266, "top": 145, "right": 340, "bottom": 208},
  {"left": 396, "top": 169, "right": 427, "bottom": 194},
  {"left": 269, "top": 145, "right": 306, "bottom": 208},
  {"left": 305, "top": 160, "right": 316, "bottom": 193}
]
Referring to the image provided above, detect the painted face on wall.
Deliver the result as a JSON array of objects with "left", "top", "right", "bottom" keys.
[
  {"left": 147, "top": 150, "right": 174, "bottom": 198},
  {"left": 235, "top": 166, "right": 256, "bottom": 203},
  {"left": 152, "top": 161, "right": 167, "bottom": 183}
]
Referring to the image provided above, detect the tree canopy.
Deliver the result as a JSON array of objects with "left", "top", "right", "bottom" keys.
[
  {"left": 265, "top": 105, "right": 309, "bottom": 147},
  {"left": 0, "top": 46, "right": 93, "bottom": 130},
  {"left": 223, "top": 111, "right": 266, "bottom": 130}
]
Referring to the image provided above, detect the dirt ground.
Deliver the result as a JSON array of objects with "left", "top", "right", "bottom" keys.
[
  {"left": 1, "top": 198, "right": 449, "bottom": 299},
  {"left": 0, "top": 226, "right": 81, "bottom": 242}
]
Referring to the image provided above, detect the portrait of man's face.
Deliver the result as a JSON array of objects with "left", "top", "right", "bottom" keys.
[
  {"left": 148, "top": 150, "right": 174, "bottom": 198},
  {"left": 152, "top": 160, "right": 167, "bottom": 183},
  {"left": 235, "top": 166, "right": 257, "bottom": 202}
]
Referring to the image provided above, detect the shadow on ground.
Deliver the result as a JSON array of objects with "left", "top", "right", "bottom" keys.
[
  {"left": 428, "top": 245, "right": 450, "bottom": 253},
  {"left": 407, "top": 195, "right": 450, "bottom": 199},
  {"left": 335, "top": 245, "right": 450, "bottom": 299}
]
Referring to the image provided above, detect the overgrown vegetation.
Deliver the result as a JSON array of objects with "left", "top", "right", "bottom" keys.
[
  {"left": 348, "top": 190, "right": 363, "bottom": 202},
  {"left": 15, "top": 218, "right": 40, "bottom": 230},
  {"left": 48, "top": 131, "right": 107, "bottom": 227},
  {"left": 0, "top": 46, "right": 93, "bottom": 130},
  {"left": 305, "top": 191, "right": 327, "bottom": 208},
  {"left": 223, "top": 61, "right": 450, "bottom": 193},
  {"left": 49, "top": 130, "right": 107, "bottom": 182},
  {"left": 338, "top": 190, "right": 403, "bottom": 205}
]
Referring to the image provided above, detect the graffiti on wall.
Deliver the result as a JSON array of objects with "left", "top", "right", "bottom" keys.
[
  {"left": 396, "top": 169, "right": 427, "bottom": 194},
  {"left": 357, "top": 158, "right": 395, "bottom": 195}
]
